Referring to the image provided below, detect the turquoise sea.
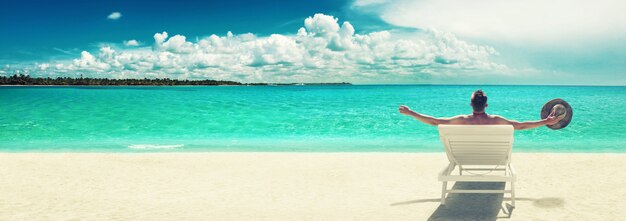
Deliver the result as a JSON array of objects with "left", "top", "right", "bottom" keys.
[{"left": 0, "top": 85, "right": 624, "bottom": 152}]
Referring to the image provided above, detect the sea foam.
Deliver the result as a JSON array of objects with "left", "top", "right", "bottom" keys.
[{"left": 128, "top": 144, "right": 184, "bottom": 149}]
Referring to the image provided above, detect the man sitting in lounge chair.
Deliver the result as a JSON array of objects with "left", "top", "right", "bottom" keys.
[{"left": 398, "top": 90, "right": 560, "bottom": 130}]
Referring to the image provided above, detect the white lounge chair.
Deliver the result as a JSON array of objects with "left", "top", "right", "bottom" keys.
[{"left": 438, "top": 125, "right": 516, "bottom": 207}]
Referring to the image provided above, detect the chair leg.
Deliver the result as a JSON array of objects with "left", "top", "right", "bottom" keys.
[
  {"left": 441, "top": 181, "right": 447, "bottom": 205},
  {"left": 510, "top": 181, "right": 516, "bottom": 207}
]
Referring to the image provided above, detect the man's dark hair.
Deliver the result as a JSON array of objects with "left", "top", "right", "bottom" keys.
[{"left": 471, "top": 90, "right": 488, "bottom": 112}]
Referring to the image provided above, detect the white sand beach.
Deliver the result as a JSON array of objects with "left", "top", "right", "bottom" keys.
[{"left": 1, "top": 153, "right": 624, "bottom": 220}]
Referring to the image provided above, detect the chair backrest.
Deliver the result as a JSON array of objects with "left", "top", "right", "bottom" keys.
[{"left": 438, "top": 125, "right": 514, "bottom": 166}]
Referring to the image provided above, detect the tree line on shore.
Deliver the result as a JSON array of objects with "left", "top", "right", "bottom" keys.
[{"left": 0, "top": 74, "right": 350, "bottom": 86}]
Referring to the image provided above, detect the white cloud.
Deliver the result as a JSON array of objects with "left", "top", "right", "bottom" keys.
[
  {"left": 352, "top": 0, "right": 386, "bottom": 7},
  {"left": 38, "top": 63, "right": 49, "bottom": 71},
  {"left": 11, "top": 13, "right": 506, "bottom": 83},
  {"left": 124, "top": 40, "right": 140, "bottom": 47},
  {"left": 304, "top": 14, "right": 340, "bottom": 37},
  {"left": 353, "top": 0, "right": 626, "bottom": 45},
  {"left": 154, "top": 33, "right": 195, "bottom": 53},
  {"left": 107, "top": 12, "right": 122, "bottom": 20}
]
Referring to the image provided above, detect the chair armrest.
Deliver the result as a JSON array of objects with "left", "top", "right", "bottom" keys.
[
  {"left": 439, "top": 162, "right": 456, "bottom": 178},
  {"left": 508, "top": 163, "right": 516, "bottom": 176}
]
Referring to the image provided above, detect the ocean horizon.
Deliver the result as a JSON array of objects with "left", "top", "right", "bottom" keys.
[{"left": 1, "top": 84, "right": 624, "bottom": 153}]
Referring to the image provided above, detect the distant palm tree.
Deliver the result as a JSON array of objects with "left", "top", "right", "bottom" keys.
[{"left": 0, "top": 74, "right": 350, "bottom": 86}]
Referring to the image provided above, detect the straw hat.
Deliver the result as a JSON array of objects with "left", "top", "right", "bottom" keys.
[{"left": 541, "top": 98, "right": 573, "bottom": 130}]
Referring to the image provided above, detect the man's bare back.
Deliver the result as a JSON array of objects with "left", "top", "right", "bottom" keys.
[{"left": 444, "top": 113, "right": 509, "bottom": 125}]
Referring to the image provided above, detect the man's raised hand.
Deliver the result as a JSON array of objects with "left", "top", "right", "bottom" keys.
[
  {"left": 399, "top": 105, "right": 412, "bottom": 115},
  {"left": 544, "top": 109, "right": 560, "bottom": 125}
]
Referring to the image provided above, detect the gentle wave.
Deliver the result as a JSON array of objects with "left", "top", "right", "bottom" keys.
[{"left": 128, "top": 144, "right": 184, "bottom": 149}]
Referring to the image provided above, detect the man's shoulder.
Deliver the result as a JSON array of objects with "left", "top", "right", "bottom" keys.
[
  {"left": 487, "top": 114, "right": 513, "bottom": 123},
  {"left": 488, "top": 114, "right": 506, "bottom": 119},
  {"left": 447, "top": 115, "right": 473, "bottom": 124},
  {"left": 452, "top": 114, "right": 471, "bottom": 119}
]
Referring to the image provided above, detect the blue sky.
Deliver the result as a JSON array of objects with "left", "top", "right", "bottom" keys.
[
  {"left": 0, "top": 0, "right": 349, "bottom": 60},
  {"left": 1, "top": 0, "right": 624, "bottom": 85}
]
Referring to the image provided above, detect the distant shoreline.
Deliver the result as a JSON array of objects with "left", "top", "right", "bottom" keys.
[
  {"left": 0, "top": 83, "right": 352, "bottom": 87},
  {"left": 0, "top": 74, "right": 351, "bottom": 86}
]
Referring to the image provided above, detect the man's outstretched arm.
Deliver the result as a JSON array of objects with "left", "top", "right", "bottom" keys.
[
  {"left": 496, "top": 110, "right": 559, "bottom": 130},
  {"left": 398, "top": 105, "right": 458, "bottom": 126},
  {"left": 508, "top": 119, "right": 551, "bottom": 130}
]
